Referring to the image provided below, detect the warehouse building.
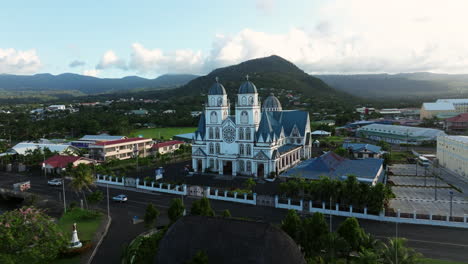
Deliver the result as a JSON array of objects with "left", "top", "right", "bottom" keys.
[
  {"left": 437, "top": 135, "right": 468, "bottom": 178},
  {"left": 356, "top": 124, "right": 445, "bottom": 145}
]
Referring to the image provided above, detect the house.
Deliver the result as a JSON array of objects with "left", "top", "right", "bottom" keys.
[
  {"left": 282, "top": 152, "right": 384, "bottom": 185},
  {"left": 163, "top": 109, "right": 176, "bottom": 114},
  {"left": 152, "top": 140, "right": 185, "bottom": 155},
  {"left": 70, "top": 134, "right": 127, "bottom": 149},
  {"left": 342, "top": 143, "right": 383, "bottom": 159},
  {"left": 311, "top": 130, "right": 331, "bottom": 137},
  {"left": 190, "top": 111, "right": 202, "bottom": 117},
  {"left": 156, "top": 215, "right": 306, "bottom": 264},
  {"left": 2, "top": 142, "right": 80, "bottom": 156},
  {"left": 88, "top": 137, "right": 153, "bottom": 161},
  {"left": 47, "top": 105, "right": 66, "bottom": 111},
  {"left": 128, "top": 109, "right": 148, "bottom": 115},
  {"left": 444, "top": 113, "right": 468, "bottom": 133},
  {"left": 42, "top": 155, "right": 95, "bottom": 174}
]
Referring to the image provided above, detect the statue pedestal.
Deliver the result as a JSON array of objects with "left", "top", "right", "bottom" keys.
[{"left": 69, "top": 223, "right": 82, "bottom": 248}]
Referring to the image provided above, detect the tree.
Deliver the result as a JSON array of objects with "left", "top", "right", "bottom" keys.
[
  {"left": 191, "top": 197, "right": 215, "bottom": 217},
  {"left": 323, "top": 232, "right": 349, "bottom": 262},
  {"left": 68, "top": 164, "right": 95, "bottom": 209},
  {"left": 0, "top": 207, "right": 67, "bottom": 263},
  {"left": 300, "top": 212, "right": 329, "bottom": 257},
  {"left": 87, "top": 190, "right": 104, "bottom": 205},
  {"left": 144, "top": 203, "right": 160, "bottom": 228},
  {"left": 334, "top": 147, "right": 348, "bottom": 157},
  {"left": 281, "top": 210, "right": 302, "bottom": 242},
  {"left": 186, "top": 250, "right": 208, "bottom": 264},
  {"left": 380, "top": 238, "right": 422, "bottom": 264},
  {"left": 355, "top": 248, "right": 382, "bottom": 264},
  {"left": 337, "top": 217, "right": 365, "bottom": 253},
  {"left": 221, "top": 209, "right": 231, "bottom": 218},
  {"left": 244, "top": 178, "right": 256, "bottom": 190},
  {"left": 168, "top": 198, "right": 185, "bottom": 224}
]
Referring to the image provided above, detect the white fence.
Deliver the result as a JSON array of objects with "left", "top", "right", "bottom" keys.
[
  {"left": 96, "top": 175, "right": 125, "bottom": 186},
  {"left": 136, "top": 179, "right": 187, "bottom": 195},
  {"left": 206, "top": 187, "right": 256, "bottom": 205},
  {"left": 275, "top": 195, "right": 303, "bottom": 211}
]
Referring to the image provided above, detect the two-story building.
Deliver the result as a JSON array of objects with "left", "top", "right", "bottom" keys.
[{"left": 89, "top": 137, "right": 153, "bottom": 161}]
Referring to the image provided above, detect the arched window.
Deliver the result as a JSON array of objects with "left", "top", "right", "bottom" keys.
[
  {"left": 246, "top": 144, "right": 251, "bottom": 155},
  {"left": 239, "top": 144, "right": 244, "bottom": 155},
  {"left": 249, "top": 96, "right": 253, "bottom": 105},
  {"left": 209, "top": 127, "right": 213, "bottom": 139},
  {"left": 241, "top": 111, "right": 248, "bottom": 124},
  {"left": 217, "top": 97, "right": 222, "bottom": 106},
  {"left": 245, "top": 128, "right": 251, "bottom": 140},
  {"left": 238, "top": 160, "right": 244, "bottom": 172},
  {"left": 209, "top": 143, "right": 214, "bottom": 154},
  {"left": 210, "top": 97, "right": 215, "bottom": 106},
  {"left": 242, "top": 96, "right": 246, "bottom": 105},
  {"left": 210, "top": 111, "right": 217, "bottom": 123},
  {"left": 215, "top": 128, "right": 220, "bottom": 139},
  {"left": 239, "top": 128, "right": 244, "bottom": 140},
  {"left": 216, "top": 143, "right": 220, "bottom": 154},
  {"left": 246, "top": 161, "right": 251, "bottom": 172}
]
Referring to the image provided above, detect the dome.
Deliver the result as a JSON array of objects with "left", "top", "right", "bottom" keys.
[
  {"left": 238, "top": 81, "right": 257, "bottom": 94},
  {"left": 208, "top": 82, "right": 226, "bottom": 95},
  {"left": 262, "top": 93, "right": 282, "bottom": 111}
]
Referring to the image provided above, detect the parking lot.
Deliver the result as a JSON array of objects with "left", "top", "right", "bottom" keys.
[{"left": 388, "top": 164, "right": 468, "bottom": 217}]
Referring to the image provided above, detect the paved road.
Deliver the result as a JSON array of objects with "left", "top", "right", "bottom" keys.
[{"left": 11, "top": 174, "right": 468, "bottom": 263}]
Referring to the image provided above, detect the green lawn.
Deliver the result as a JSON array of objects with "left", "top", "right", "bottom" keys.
[
  {"left": 129, "top": 127, "right": 196, "bottom": 140},
  {"left": 390, "top": 151, "right": 414, "bottom": 163},
  {"left": 420, "top": 258, "right": 468, "bottom": 264},
  {"left": 53, "top": 208, "right": 103, "bottom": 264}
]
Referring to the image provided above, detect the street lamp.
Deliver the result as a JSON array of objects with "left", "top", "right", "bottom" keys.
[
  {"left": 329, "top": 196, "right": 332, "bottom": 233},
  {"left": 449, "top": 190, "right": 454, "bottom": 220}
]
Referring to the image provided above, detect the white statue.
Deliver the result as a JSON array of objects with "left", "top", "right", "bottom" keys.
[{"left": 69, "top": 222, "right": 83, "bottom": 248}]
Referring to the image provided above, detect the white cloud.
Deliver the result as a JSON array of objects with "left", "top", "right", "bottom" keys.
[
  {"left": 83, "top": 69, "right": 100, "bottom": 77},
  {"left": 96, "top": 50, "right": 127, "bottom": 70},
  {"left": 128, "top": 43, "right": 203, "bottom": 74},
  {"left": 256, "top": 0, "right": 275, "bottom": 15},
  {"left": 0, "top": 48, "right": 41, "bottom": 74},
  {"left": 69, "top": 60, "right": 85, "bottom": 68}
]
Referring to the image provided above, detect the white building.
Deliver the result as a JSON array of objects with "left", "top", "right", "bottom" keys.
[
  {"left": 437, "top": 135, "right": 468, "bottom": 178},
  {"left": 47, "top": 105, "right": 66, "bottom": 111},
  {"left": 357, "top": 124, "right": 445, "bottom": 145},
  {"left": 192, "top": 78, "right": 311, "bottom": 178}
]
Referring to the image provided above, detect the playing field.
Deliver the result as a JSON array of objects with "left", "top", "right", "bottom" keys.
[{"left": 129, "top": 127, "right": 197, "bottom": 139}]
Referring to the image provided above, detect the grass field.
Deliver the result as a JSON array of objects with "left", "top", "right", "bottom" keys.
[
  {"left": 129, "top": 127, "right": 196, "bottom": 140},
  {"left": 53, "top": 208, "right": 103, "bottom": 264}
]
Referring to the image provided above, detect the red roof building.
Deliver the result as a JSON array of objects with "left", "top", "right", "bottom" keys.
[
  {"left": 42, "top": 155, "right": 95, "bottom": 174},
  {"left": 89, "top": 137, "right": 153, "bottom": 161},
  {"left": 152, "top": 140, "right": 185, "bottom": 155},
  {"left": 445, "top": 113, "right": 468, "bottom": 133}
]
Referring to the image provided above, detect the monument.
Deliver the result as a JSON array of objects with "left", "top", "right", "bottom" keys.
[{"left": 69, "top": 222, "right": 83, "bottom": 248}]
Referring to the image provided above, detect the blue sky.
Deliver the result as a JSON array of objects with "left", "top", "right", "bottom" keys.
[{"left": 2, "top": 0, "right": 468, "bottom": 78}]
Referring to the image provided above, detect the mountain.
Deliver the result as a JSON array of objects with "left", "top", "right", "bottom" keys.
[
  {"left": 316, "top": 73, "right": 468, "bottom": 100},
  {"left": 0, "top": 73, "right": 198, "bottom": 95},
  {"left": 166, "top": 55, "right": 351, "bottom": 104}
]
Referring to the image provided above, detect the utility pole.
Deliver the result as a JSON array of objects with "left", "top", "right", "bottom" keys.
[
  {"left": 62, "top": 176, "right": 67, "bottom": 213},
  {"left": 395, "top": 221, "right": 398, "bottom": 264},
  {"left": 449, "top": 191, "right": 454, "bottom": 220},
  {"left": 329, "top": 196, "right": 332, "bottom": 233},
  {"left": 106, "top": 183, "right": 110, "bottom": 218}
]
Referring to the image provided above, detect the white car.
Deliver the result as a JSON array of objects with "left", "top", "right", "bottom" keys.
[
  {"left": 47, "top": 178, "right": 63, "bottom": 186},
  {"left": 112, "top": 194, "right": 128, "bottom": 202}
]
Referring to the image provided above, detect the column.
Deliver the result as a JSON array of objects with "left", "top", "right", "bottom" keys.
[
  {"left": 232, "top": 160, "right": 237, "bottom": 176},
  {"left": 218, "top": 160, "right": 223, "bottom": 175},
  {"left": 192, "top": 159, "right": 198, "bottom": 171}
]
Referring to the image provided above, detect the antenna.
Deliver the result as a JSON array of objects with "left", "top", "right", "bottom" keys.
[{"left": 215, "top": 76, "right": 219, "bottom": 83}]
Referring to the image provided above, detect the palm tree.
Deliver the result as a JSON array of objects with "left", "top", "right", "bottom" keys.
[
  {"left": 380, "top": 238, "right": 422, "bottom": 264},
  {"left": 355, "top": 248, "right": 382, "bottom": 264},
  {"left": 69, "top": 163, "right": 95, "bottom": 209}
]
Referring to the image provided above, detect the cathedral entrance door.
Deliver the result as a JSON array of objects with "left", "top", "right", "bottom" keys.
[
  {"left": 223, "top": 161, "right": 233, "bottom": 175},
  {"left": 257, "top": 163, "right": 265, "bottom": 178},
  {"left": 197, "top": 160, "right": 202, "bottom": 172}
]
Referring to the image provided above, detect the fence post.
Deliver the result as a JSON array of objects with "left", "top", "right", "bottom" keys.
[
  {"left": 183, "top": 185, "right": 187, "bottom": 195},
  {"left": 300, "top": 200, "right": 303, "bottom": 211},
  {"left": 224, "top": 191, "right": 228, "bottom": 197},
  {"left": 335, "top": 203, "right": 339, "bottom": 211},
  {"left": 244, "top": 193, "right": 247, "bottom": 200},
  {"left": 397, "top": 209, "right": 401, "bottom": 219},
  {"left": 464, "top": 214, "right": 467, "bottom": 223},
  {"left": 136, "top": 178, "right": 139, "bottom": 187},
  {"left": 215, "top": 189, "right": 218, "bottom": 196},
  {"left": 287, "top": 198, "right": 291, "bottom": 206},
  {"left": 446, "top": 215, "right": 450, "bottom": 222},
  {"left": 364, "top": 207, "right": 368, "bottom": 215},
  {"left": 167, "top": 184, "right": 171, "bottom": 190},
  {"left": 143, "top": 181, "right": 147, "bottom": 187},
  {"left": 234, "top": 192, "right": 238, "bottom": 199},
  {"left": 310, "top": 201, "right": 312, "bottom": 213},
  {"left": 322, "top": 201, "right": 325, "bottom": 210},
  {"left": 275, "top": 195, "right": 278, "bottom": 208},
  {"left": 430, "top": 213, "right": 433, "bottom": 221},
  {"left": 253, "top": 193, "right": 257, "bottom": 205},
  {"left": 159, "top": 183, "right": 163, "bottom": 189},
  {"left": 350, "top": 205, "right": 353, "bottom": 214},
  {"left": 413, "top": 210, "right": 416, "bottom": 220}
]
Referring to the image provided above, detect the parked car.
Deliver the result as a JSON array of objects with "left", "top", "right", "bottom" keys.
[
  {"left": 112, "top": 194, "right": 128, "bottom": 202},
  {"left": 47, "top": 178, "right": 63, "bottom": 186}
]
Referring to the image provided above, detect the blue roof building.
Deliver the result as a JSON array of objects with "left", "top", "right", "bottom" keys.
[
  {"left": 342, "top": 142, "right": 383, "bottom": 159},
  {"left": 282, "top": 152, "right": 384, "bottom": 185}
]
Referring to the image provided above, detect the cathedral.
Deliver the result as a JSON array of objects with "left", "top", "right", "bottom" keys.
[{"left": 191, "top": 77, "right": 311, "bottom": 178}]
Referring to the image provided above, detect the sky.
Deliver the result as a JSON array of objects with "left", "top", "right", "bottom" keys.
[{"left": 2, "top": 0, "right": 468, "bottom": 78}]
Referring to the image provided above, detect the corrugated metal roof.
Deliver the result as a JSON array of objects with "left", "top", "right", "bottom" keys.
[
  {"left": 357, "top": 124, "right": 445, "bottom": 139},
  {"left": 342, "top": 143, "right": 382, "bottom": 153},
  {"left": 422, "top": 102, "right": 455, "bottom": 111},
  {"left": 8, "top": 142, "right": 78, "bottom": 155},
  {"left": 80, "top": 134, "right": 126, "bottom": 141}
]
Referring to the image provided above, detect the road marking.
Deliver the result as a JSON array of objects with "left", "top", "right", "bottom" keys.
[{"left": 375, "top": 236, "right": 468, "bottom": 247}]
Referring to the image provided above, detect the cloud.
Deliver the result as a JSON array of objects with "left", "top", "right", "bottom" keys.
[
  {"left": 69, "top": 60, "right": 85, "bottom": 68},
  {"left": 83, "top": 69, "right": 100, "bottom": 77},
  {"left": 96, "top": 50, "right": 127, "bottom": 70},
  {"left": 128, "top": 43, "right": 203, "bottom": 74},
  {"left": 256, "top": 0, "right": 275, "bottom": 15},
  {"left": 0, "top": 48, "right": 41, "bottom": 74}
]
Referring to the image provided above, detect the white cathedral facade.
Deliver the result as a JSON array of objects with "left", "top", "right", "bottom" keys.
[{"left": 192, "top": 77, "right": 311, "bottom": 178}]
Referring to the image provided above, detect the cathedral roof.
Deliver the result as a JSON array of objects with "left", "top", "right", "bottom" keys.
[
  {"left": 238, "top": 81, "right": 257, "bottom": 94},
  {"left": 256, "top": 110, "right": 309, "bottom": 142},
  {"left": 262, "top": 93, "right": 282, "bottom": 111},
  {"left": 194, "top": 111, "right": 206, "bottom": 140},
  {"left": 208, "top": 82, "right": 227, "bottom": 95}
]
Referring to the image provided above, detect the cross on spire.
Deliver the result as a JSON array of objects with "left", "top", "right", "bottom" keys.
[
  {"left": 245, "top": 74, "right": 249, "bottom": 81},
  {"left": 215, "top": 76, "right": 219, "bottom": 83}
]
